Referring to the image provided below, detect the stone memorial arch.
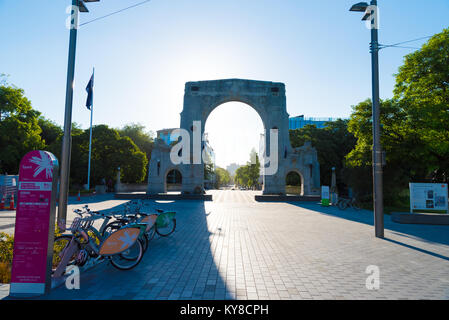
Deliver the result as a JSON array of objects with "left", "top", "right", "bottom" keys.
[{"left": 147, "top": 79, "right": 320, "bottom": 196}]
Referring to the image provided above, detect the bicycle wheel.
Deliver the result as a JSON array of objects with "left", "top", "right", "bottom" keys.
[
  {"left": 109, "top": 238, "right": 144, "bottom": 270},
  {"left": 142, "top": 233, "right": 149, "bottom": 252},
  {"left": 123, "top": 234, "right": 148, "bottom": 256},
  {"left": 351, "top": 200, "right": 362, "bottom": 211},
  {"left": 113, "top": 236, "right": 146, "bottom": 261},
  {"left": 337, "top": 200, "right": 348, "bottom": 210},
  {"left": 52, "top": 235, "right": 78, "bottom": 274},
  {"left": 156, "top": 218, "right": 176, "bottom": 237}
]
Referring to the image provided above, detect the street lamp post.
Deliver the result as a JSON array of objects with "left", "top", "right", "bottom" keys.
[
  {"left": 350, "top": 1, "right": 384, "bottom": 238},
  {"left": 58, "top": 0, "right": 100, "bottom": 230}
]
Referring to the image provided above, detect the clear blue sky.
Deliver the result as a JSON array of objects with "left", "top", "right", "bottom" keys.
[{"left": 1, "top": 0, "right": 448, "bottom": 167}]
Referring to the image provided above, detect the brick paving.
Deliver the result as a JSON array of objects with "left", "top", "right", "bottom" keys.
[{"left": 1, "top": 190, "right": 449, "bottom": 300}]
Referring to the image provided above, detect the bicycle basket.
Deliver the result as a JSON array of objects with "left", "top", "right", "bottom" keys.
[
  {"left": 70, "top": 217, "right": 82, "bottom": 232},
  {"left": 80, "top": 218, "right": 94, "bottom": 230}
]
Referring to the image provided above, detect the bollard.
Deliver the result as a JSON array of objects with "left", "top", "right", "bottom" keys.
[
  {"left": 9, "top": 194, "right": 15, "bottom": 210},
  {"left": 0, "top": 194, "right": 5, "bottom": 210}
]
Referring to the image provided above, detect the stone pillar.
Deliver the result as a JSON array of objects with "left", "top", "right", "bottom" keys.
[{"left": 147, "top": 145, "right": 168, "bottom": 194}]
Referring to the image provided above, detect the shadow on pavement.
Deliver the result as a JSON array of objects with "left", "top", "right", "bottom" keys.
[
  {"left": 382, "top": 238, "right": 449, "bottom": 262},
  {"left": 29, "top": 199, "right": 229, "bottom": 300},
  {"left": 285, "top": 201, "right": 449, "bottom": 260}
]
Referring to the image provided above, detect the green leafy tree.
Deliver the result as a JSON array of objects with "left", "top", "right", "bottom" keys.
[
  {"left": 38, "top": 116, "right": 63, "bottom": 148},
  {"left": 118, "top": 123, "right": 154, "bottom": 179},
  {"left": 394, "top": 27, "right": 449, "bottom": 182},
  {"left": 214, "top": 167, "right": 231, "bottom": 188},
  {"left": 80, "top": 125, "right": 147, "bottom": 185},
  {"left": 235, "top": 165, "right": 249, "bottom": 187},
  {"left": 248, "top": 149, "right": 261, "bottom": 188},
  {"left": 289, "top": 119, "right": 356, "bottom": 192},
  {"left": 0, "top": 84, "right": 44, "bottom": 173},
  {"left": 345, "top": 99, "right": 428, "bottom": 203},
  {"left": 203, "top": 150, "right": 215, "bottom": 181},
  {"left": 345, "top": 28, "right": 449, "bottom": 205},
  {"left": 50, "top": 124, "right": 148, "bottom": 187},
  {"left": 45, "top": 122, "right": 87, "bottom": 178},
  {"left": 234, "top": 149, "right": 261, "bottom": 188}
]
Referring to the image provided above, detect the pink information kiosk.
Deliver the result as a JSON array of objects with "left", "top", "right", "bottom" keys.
[{"left": 9, "top": 150, "right": 59, "bottom": 297}]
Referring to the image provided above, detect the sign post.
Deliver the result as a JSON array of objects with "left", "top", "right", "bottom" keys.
[
  {"left": 9, "top": 151, "right": 59, "bottom": 297},
  {"left": 409, "top": 183, "right": 448, "bottom": 214}
]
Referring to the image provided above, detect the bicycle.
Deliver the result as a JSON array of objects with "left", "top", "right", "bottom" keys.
[
  {"left": 152, "top": 209, "right": 177, "bottom": 237},
  {"left": 102, "top": 210, "right": 152, "bottom": 254},
  {"left": 337, "top": 197, "right": 362, "bottom": 211},
  {"left": 52, "top": 214, "right": 148, "bottom": 278},
  {"left": 128, "top": 200, "right": 176, "bottom": 238},
  {"left": 102, "top": 201, "right": 176, "bottom": 245},
  {"left": 88, "top": 203, "right": 150, "bottom": 260},
  {"left": 73, "top": 206, "right": 113, "bottom": 249},
  {"left": 88, "top": 203, "right": 153, "bottom": 260}
]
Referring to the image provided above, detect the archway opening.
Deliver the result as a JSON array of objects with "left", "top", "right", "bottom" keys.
[
  {"left": 204, "top": 102, "right": 265, "bottom": 190},
  {"left": 166, "top": 169, "right": 182, "bottom": 192},
  {"left": 286, "top": 171, "right": 303, "bottom": 196}
]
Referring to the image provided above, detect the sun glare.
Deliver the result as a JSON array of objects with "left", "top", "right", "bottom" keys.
[{"left": 204, "top": 102, "right": 264, "bottom": 169}]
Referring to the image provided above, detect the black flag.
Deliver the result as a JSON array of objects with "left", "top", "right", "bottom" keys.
[{"left": 85, "top": 73, "right": 94, "bottom": 110}]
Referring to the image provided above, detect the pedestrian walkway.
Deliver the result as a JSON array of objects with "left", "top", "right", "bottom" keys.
[
  {"left": 208, "top": 190, "right": 257, "bottom": 204},
  {"left": 2, "top": 191, "right": 449, "bottom": 300}
]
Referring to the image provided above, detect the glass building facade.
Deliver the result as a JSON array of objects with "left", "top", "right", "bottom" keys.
[{"left": 289, "top": 115, "right": 340, "bottom": 130}]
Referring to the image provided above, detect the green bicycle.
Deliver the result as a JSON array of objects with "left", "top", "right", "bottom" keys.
[{"left": 102, "top": 201, "right": 176, "bottom": 244}]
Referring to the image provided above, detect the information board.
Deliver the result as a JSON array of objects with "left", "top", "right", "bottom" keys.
[
  {"left": 409, "top": 183, "right": 448, "bottom": 214},
  {"left": 10, "top": 151, "right": 58, "bottom": 297}
]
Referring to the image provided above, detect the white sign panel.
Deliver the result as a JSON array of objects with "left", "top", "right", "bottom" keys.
[{"left": 409, "top": 183, "right": 448, "bottom": 214}]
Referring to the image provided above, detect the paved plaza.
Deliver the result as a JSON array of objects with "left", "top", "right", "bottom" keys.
[{"left": 1, "top": 190, "right": 449, "bottom": 300}]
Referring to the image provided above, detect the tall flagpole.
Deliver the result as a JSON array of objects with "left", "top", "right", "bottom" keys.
[{"left": 87, "top": 67, "right": 94, "bottom": 190}]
